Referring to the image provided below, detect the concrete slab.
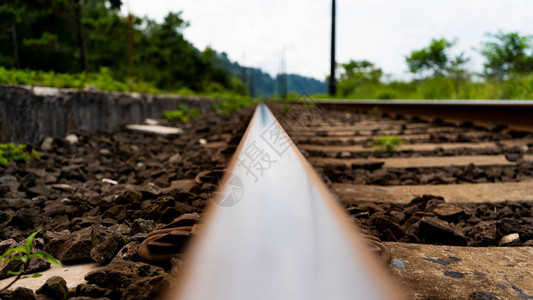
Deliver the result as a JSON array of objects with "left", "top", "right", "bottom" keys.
[
  {"left": 298, "top": 131, "right": 490, "bottom": 143},
  {"left": 0, "top": 263, "right": 97, "bottom": 291},
  {"left": 386, "top": 242, "right": 533, "bottom": 299},
  {"left": 313, "top": 155, "right": 533, "bottom": 168},
  {"left": 299, "top": 134, "right": 430, "bottom": 143},
  {"left": 297, "top": 127, "right": 458, "bottom": 137},
  {"left": 303, "top": 142, "right": 495, "bottom": 152},
  {"left": 333, "top": 181, "right": 533, "bottom": 204},
  {"left": 286, "top": 121, "right": 427, "bottom": 131},
  {"left": 302, "top": 140, "right": 532, "bottom": 153},
  {"left": 125, "top": 124, "right": 183, "bottom": 136}
]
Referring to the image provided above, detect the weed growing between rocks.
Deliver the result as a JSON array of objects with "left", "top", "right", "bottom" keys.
[
  {"left": 0, "top": 231, "right": 60, "bottom": 293},
  {"left": 373, "top": 136, "right": 405, "bottom": 152},
  {"left": 0, "top": 144, "right": 40, "bottom": 167}
]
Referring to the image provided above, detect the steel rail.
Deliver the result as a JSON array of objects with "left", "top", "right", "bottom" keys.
[
  {"left": 312, "top": 99, "right": 533, "bottom": 132},
  {"left": 166, "top": 104, "right": 400, "bottom": 300}
]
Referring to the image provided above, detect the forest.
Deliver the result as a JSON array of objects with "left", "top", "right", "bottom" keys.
[
  {"left": 0, "top": 0, "right": 325, "bottom": 97},
  {"left": 1, "top": 0, "right": 532, "bottom": 99}
]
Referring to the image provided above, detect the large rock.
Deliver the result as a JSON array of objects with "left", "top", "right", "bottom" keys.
[
  {"left": 84, "top": 260, "right": 166, "bottom": 292},
  {"left": 418, "top": 217, "right": 467, "bottom": 246},
  {"left": 90, "top": 232, "right": 126, "bottom": 264},
  {"left": 112, "top": 242, "right": 140, "bottom": 262},
  {"left": 36, "top": 276, "right": 68, "bottom": 300},
  {"left": 44, "top": 225, "right": 109, "bottom": 264},
  {"left": 129, "top": 219, "right": 155, "bottom": 236},
  {"left": 122, "top": 275, "right": 169, "bottom": 300},
  {"left": 102, "top": 205, "right": 127, "bottom": 222},
  {"left": 11, "top": 287, "right": 37, "bottom": 300},
  {"left": 75, "top": 283, "right": 116, "bottom": 299},
  {"left": 8, "top": 207, "right": 43, "bottom": 230}
]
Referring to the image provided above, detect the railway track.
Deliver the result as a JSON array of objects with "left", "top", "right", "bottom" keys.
[
  {"left": 0, "top": 99, "right": 532, "bottom": 299},
  {"left": 169, "top": 100, "right": 533, "bottom": 299}
]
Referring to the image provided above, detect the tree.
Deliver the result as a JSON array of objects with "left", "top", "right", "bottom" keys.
[
  {"left": 338, "top": 60, "right": 382, "bottom": 82},
  {"left": 480, "top": 32, "right": 533, "bottom": 80},
  {"left": 0, "top": 1, "right": 23, "bottom": 68},
  {"left": 406, "top": 38, "right": 469, "bottom": 79},
  {"left": 0, "top": 3, "right": 248, "bottom": 95},
  {"left": 336, "top": 60, "right": 382, "bottom": 96},
  {"left": 75, "top": 0, "right": 121, "bottom": 72},
  {"left": 74, "top": 0, "right": 88, "bottom": 71}
]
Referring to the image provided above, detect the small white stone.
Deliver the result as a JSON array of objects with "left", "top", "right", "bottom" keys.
[
  {"left": 84, "top": 84, "right": 99, "bottom": 91},
  {"left": 340, "top": 151, "right": 352, "bottom": 158},
  {"left": 41, "top": 137, "right": 53, "bottom": 151},
  {"left": 102, "top": 178, "right": 118, "bottom": 185},
  {"left": 126, "top": 124, "right": 182, "bottom": 136},
  {"left": 61, "top": 198, "right": 73, "bottom": 205},
  {"left": 145, "top": 118, "right": 159, "bottom": 125},
  {"left": 65, "top": 134, "right": 79, "bottom": 145},
  {"left": 99, "top": 148, "right": 111, "bottom": 155},
  {"left": 198, "top": 139, "right": 207, "bottom": 145},
  {"left": 500, "top": 233, "right": 520, "bottom": 245},
  {"left": 169, "top": 153, "right": 182, "bottom": 163},
  {"left": 50, "top": 184, "right": 75, "bottom": 191}
]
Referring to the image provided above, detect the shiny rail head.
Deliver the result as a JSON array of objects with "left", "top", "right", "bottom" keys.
[{"left": 167, "top": 104, "right": 402, "bottom": 300}]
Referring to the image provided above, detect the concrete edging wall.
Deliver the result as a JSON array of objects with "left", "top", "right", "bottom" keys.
[{"left": 0, "top": 85, "right": 216, "bottom": 145}]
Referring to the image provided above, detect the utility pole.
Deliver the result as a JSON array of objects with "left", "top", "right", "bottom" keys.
[
  {"left": 75, "top": 0, "right": 89, "bottom": 72},
  {"left": 329, "top": 0, "right": 336, "bottom": 96},
  {"left": 10, "top": 23, "right": 20, "bottom": 69},
  {"left": 249, "top": 68, "right": 256, "bottom": 97},
  {"left": 279, "top": 46, "right": 287, "bottom": 99},
  {"left": 127, "top": 13, "right": 135, "bottom": 77}
]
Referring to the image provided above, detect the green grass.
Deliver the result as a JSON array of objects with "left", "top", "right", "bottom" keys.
[
  {"left": 0, "top": 67, "right": 161, "bottom": 93},
  {"left": 0, "top": 68, "right": 258, "bottom": 115},
  {"left": 373, "top": 136, "right": 404, "bottom": 152},
  {"left": 163, "top": 104, "right": 202, "bottom": 122},
  {"left": 313, "top": 75, "right": 533, "bottom": 100},
  {"left": 210, "top": 93, "right": 258, "bottom": 115}
]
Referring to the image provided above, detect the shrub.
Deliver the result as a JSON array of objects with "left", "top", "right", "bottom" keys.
[
  {"left": 163, "top": 104, "right": 202, "bottom": 122},
  {"left": 0, "top": 143, "right": 40, "bottom": 166}
]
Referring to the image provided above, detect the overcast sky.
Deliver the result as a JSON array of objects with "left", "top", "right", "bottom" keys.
[{"left": 123, "top": 0, "right": 533, "bottom": 81}]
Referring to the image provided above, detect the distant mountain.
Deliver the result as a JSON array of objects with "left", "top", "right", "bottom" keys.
[{"left": 213, "top": 52, "right": 327, "bottom": 97}]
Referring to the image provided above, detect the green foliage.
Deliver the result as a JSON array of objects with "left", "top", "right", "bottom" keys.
[
  {"left": 163, "top": 104, "right": 202, "bottom": 122},
  {"left": 0, "top": 143, "right": 40, "bottom": 167},
  {"left": 373, "top": 136, "right": 404, "bottom": 152},
  {"left": 406, "top": 38, "right": 469, "bottom": 79},
  {"left": 0, "top": 231, "right": 60, "bottom": 292},
  {"left": 326, "top": 71, "right": 533, "bottom": 100},
  {"left": 337, "top": 60, "right": 383, "bottom": 97},
  {"left": 0, "top": 1, "right": 248, "bottom": 95},
  {"left": 212, "top": 94, "right": 257, "bottom": 115},
  {"left": 480, "top": 32, "right": 533, "bottom": 80}
]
